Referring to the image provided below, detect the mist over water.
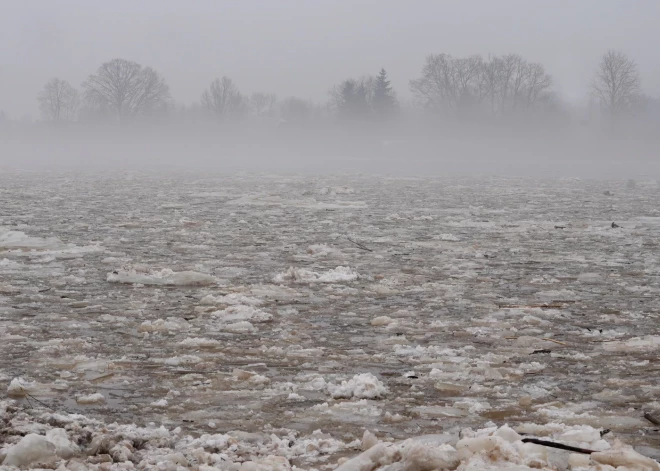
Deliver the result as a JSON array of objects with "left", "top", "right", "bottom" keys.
[
  {"left": 1, "top": 0, "right": 659, "bottom": 179},
  {"left": 2, "top": 125, "right": 660, "bottom": 178}
]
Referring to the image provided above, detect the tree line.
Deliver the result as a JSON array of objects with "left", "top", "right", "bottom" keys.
[{"left": 26, "top": 50, "right": 659, "bottom": 129}]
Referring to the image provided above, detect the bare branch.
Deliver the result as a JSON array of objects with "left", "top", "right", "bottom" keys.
[
  {"left": 591, "top": 50, "right": 641, "bottom": 120},
  {"left": 82, "top": 58, "right": 170, "bottom": 122},
  {"left": 201, "top": 76, "right": 246, "bottom": 120},
  {"left": 37, "top": 78, "right": 80, "bottom": 122}
]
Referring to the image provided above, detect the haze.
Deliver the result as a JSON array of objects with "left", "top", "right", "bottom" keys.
[{"left": 1, "top": 0, "right": 659, "bottom": 177}]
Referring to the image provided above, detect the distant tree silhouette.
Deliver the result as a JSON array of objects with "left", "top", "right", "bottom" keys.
[
  {"left": 331, "top": 77, "right": 373, "bottom": 120},
  {"left": 37, "top": 78, "right": 80, "bottom": 122},
  {"left": 592, "top": 50, "right": 641, "bottom": 122},
  {"left": 250, "top": 92, "right": 277, "bottom": 117},
  {"left": 410, "top": 53, "right": 552, "bottom": 119},
  {"left": 371, "top": 69, "right": 397, "bottom": 118},
  {"left": 201, "top": 77, "right": 246, "bottom": 120},
  {"left": 82, "top": 58, "right": 170, "bottom": 122}
]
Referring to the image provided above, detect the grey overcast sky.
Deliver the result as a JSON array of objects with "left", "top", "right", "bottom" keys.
[{"left": 1, "top": 0, "right": 658, "bottom": 118}]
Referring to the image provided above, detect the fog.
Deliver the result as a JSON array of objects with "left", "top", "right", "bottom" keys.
[{"left": 2, "top": 0, "right": 660, "bottom": 177}]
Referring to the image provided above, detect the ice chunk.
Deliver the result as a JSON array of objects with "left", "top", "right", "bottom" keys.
[
  {"left": 400, "top": 440, "right": 459, "bottom": 471},
  {"left": 2, "top": 433, "right": 58, "bottom": 467},
  {"left": 361, "top": 430, "right": 378, "bottom": 451},
  {"left": 577, "top": 272, "right": 603, "bottom": 283},
  {"left": 307, "top": 244, "right": 343, "bottom": 258},
  {"left": 536, "top": 289, "right": 579, "bottom": 300},
  {"left": 602, "top": 335, "right": 660, "bottom": 352},
  {"left": 6, "top": 377, "right": 37, "bottom": 397},
  {"left": 163, "top": 355, "right": 202, "bottom": 366},
  {"left": 273, "top": 266, "right": 359, "bottom": 283},
  {"left": 200, "top": 293, "right": 263, "bottom": 306},
  {"left": 76, "top": 393, "right": 106, "bottom": 404},
  {"left": 371, "top": 316, "right": 394, "bottom": 326},
  {"left": 45, "top": 428, "right": 78, "bottom": 459},
  {"left": 138, "top": 317, "right": 190, "bottom": 332},
  {"left": 456, "top": 435, "right": 508, "bottom": 460},
  {"left": 212, "top": 305, "right": 272, "bottom": 323},
  {"left": 107, "top": 267, "right": 218, "bottom": 286},
  {"left": 327, "top": 373, "right": 388, "bottom": 399},
  {"left": 179, "top": 337, "right": 222, "bottom": 347},
  {"left": 0, "top": 228, "right": 66, "bottom": 251},
  {"left": 219, "top": 321, "right": 257, "bottom": 333},
  {"left": 334, "top": 443, "right": 398, "bottom": 471},
  {"left": 439, "top": 233, "right": 460, "bottom": 241},
  {"left": 592, "top": 445, "right": 660, "bottom": 470}
]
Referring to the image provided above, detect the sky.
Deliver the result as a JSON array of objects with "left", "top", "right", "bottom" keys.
[{"left": 1, "top": 0, "right": 659, "bottom": 119}]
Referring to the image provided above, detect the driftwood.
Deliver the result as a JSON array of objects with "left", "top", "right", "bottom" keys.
[
  {"left": 521, "top": 438, "right": 596, "bottom": 454},
  {"left": 346, "top": 236, "right": 373, "bottom": 252},
  {"left": 19, "top": 388, "right": 56, "bottom": 412}
]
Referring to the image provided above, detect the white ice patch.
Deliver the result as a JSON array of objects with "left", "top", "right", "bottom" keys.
[
  {"left": 107, "top": 267, "right": 218, "bottom": 286},
  {"left": 219, "top": 321, "right": 257, "bottom": 333},
  {"left": 438, "top": 233, "right": 460, "bottom": 241},
  {"left": 211, "top": 305, "right": 272, "bottom": 323},
  {"left": 317, "top": 186, "right": 355, "bottom": 195},
  {"left": 536, "top": 289, "right": 579, "bottom": 300},
  {"left": 602, "top": 335, "right": 660, "bottom": 352},
  {"left": 1, "top": 434, "right": 58, "bottom": 467},
  {"left": 162, "top": 355, "right": 202, "bottom": 366},
  {"left": 6, "top": 377, "right": 37, "bottom": 397},
  {"left": 327, "top": 373, "right": 388, "bottom": 399},
  {"left": 76, "top": 393, "right": 106, "bottom": 405},
  {"left": 200, "top": 293, "right": 263, "bottom": 306},
  {"left": 335, "top": 423, "right": 657, "bottom": 471},
  {"left": 273, "top": 266, "right": 359, "bottom": 283},
  {"left": 0, "top": 228, "right": 67, "bottom": 251},
  {"left": 227, "top": 194, "right": 367, "bottom": 210},
  {"left": 138, "top": 317, "right": 190, "bottom": 333},
  {"left": 371, "top": 316, "right": 395, "bottom": 326},
  {"left": 0, "top": 228, "right": 103, "bottom": 256},
  {"left": 306, "top": 244, "right": 343, "bottom": 258},
  {"left": 178, "top": 337, "right": 222, "bottom": 348}
]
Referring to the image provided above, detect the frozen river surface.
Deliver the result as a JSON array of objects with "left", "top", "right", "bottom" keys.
[{"left": 1, "top": 171, "right": 660, "bottom": 470}]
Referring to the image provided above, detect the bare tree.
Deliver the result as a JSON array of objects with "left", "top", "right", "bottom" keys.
[
  {"left": 412, "top": 53, "right": 552, "bottom": 119},
  {"left": 409, "top": 54, "right": 483, "bottom": 115},
  {"left": 37, "top": 78, "right": 80, "bottom": 121},
  {"left": 522, "top": 63, "right": 553, "bottom": 110},
  {"left": 201, "top": 77, "right": 246, "bottom": 120},
  {"left": 591, "top": 50, "right": 641, "bottom": 120},
  {"left": 82, "top": 58, "right": 170, "bottom": 122},
  {"left": 479, "top": 56, "right": 504, "bottom": 116},
  {"left": 250, "top": 92, "right": 277, "bottom": 117}
]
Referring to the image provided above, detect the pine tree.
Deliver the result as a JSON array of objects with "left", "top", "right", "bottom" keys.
[
  {"left": 372, "top": 68, "right": 397, "bottom": 118},
  {"left": 334, "top": 78, "right": 372, "bottom": 120}
]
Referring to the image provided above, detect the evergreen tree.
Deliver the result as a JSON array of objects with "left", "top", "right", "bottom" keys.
[
  {"left": 372, "top": 68, "right": 397, "bottom": 118},
  {"left": 333, "top": 78, "right": 372, "bottom": 120}
]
